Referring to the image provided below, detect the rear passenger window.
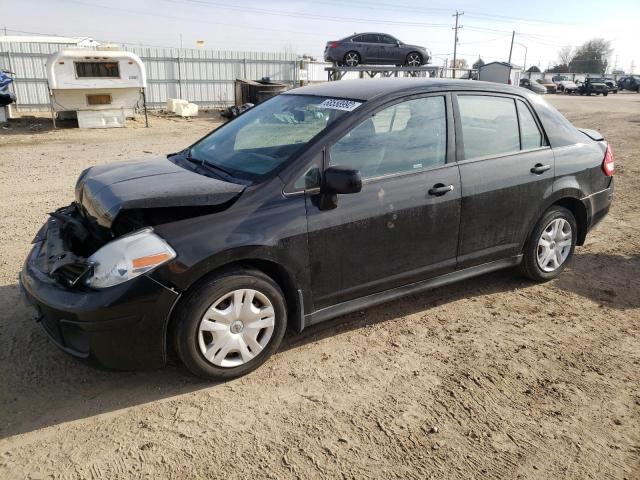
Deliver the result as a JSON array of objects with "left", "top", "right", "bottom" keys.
[
  {"left": 517, "top": 100, "right": 543, "bottom": 150},
  {"left": 457, "top": 95, "right": 520, "bottom": 159},
  {"left": 330, "top": 96, "right": 447, "bottom": 179}
]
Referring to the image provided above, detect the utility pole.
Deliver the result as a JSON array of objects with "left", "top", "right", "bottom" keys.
[
  {"left": 508, "top": 30, "right": 515, "bottom": 63},
  {"left": 452, "top": 10, "right": 463, "bottom": 78}
]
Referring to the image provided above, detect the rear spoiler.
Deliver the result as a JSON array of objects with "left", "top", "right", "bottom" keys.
[{"left": 578, "top": 128, "right": 604, "bottom": 142}]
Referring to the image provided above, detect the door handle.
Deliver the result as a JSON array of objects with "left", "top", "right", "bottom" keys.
[
  {"left": 428, "top": 183, "right": 454, "bottom": 196},
  {"left": 531, "top": 163, "right": 551, "bottom": 174}
]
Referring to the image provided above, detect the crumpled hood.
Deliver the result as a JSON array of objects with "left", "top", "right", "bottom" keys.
[{"left": 75, "top": 156, "right": 246, "bottom": 228}]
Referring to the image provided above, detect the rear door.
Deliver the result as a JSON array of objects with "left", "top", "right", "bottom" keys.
[
  {"left": 454, "top": 93, "right": 554, "bottom": 268},
  {"left": 360, "top": 34, "right": 383, "bottom": 63},
  {"left": 304, "top": 94, "right": 460, "bottom": 310}
]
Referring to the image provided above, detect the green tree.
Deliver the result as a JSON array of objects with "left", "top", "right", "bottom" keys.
[
  {"left": 568, "top": 39, "right": 612, "bottom": 73},
  {"left": 472, "top": 57, "right": 485, "bottom": 69},
  {"left": 526, "top": 65, "right": 541, "bottom": 73}
]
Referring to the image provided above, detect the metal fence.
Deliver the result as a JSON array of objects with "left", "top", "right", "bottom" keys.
[{"left": 0, "top": 41, "right": 300, "bottom": 111}]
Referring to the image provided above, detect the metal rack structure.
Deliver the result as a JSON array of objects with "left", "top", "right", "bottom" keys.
[{"left": 325, "top": 65, "right": 441, "bottom": 81}]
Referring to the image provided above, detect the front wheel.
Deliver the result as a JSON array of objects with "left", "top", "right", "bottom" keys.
[
  {"left": 174, "top": 269, "right": 287, "bottom": 380},
  {"left": 405, "top": 52, "right": 423, "bottom": 67},
  {"left": 519, "top": 206, "right": 577, "bottom": 282}
]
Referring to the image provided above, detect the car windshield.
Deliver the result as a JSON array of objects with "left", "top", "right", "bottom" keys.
[{"left": 190, "top": 94, "right": 359, "bottom": 181}]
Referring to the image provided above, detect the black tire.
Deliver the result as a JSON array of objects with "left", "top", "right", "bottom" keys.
[
  {"left": 519, "top": 206, "right": 578, "bottom": 282},
  {"left": 405, "top": 52, "right": 423, "bottom": 67},
  {"left": 343, "top": 51, "right": 360, "bottom": 67},
  {"left": 174, "top": 269, "right": 287, "bottom": 380},
  {"left": 603, "top": 92, "right": 608, "bottom": 96}
]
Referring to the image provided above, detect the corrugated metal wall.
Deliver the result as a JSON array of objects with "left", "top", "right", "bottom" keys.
[{"left": 0, "top": 41, "right": 299, "bottom": 111}]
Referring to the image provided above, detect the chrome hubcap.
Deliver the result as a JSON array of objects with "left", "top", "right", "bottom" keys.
[
  {"left": 537, "top": 218, "right": 572, "bottom": 272},
  {"left": 198, "top": 289, "right": 275, "bottom": 368}
]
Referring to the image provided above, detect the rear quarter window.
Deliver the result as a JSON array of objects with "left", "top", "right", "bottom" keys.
[{"left": 517, "top": 100, "right": 543, "bottom": 150}]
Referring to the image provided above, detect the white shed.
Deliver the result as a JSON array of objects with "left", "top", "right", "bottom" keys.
[
  {"left": 478, "top": 61, "right": 522, "bottom": 85},
  {"left": 45, "top": 46, "right": 147, "bottom": 128}
]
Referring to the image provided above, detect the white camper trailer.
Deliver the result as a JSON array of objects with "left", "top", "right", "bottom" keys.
[{"left": 46, "top": 46, "right": 147, "bottom": 128}]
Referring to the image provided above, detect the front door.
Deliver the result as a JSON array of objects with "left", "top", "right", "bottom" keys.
[
  {"left": 454, "top": 93, "right": 555, "bottom": 267},
  {"left": 305, "top": 94, "right": 461, "bottom": 310},
  {"left": 377, "top": 34, "right": 403, "bottom": 64}
]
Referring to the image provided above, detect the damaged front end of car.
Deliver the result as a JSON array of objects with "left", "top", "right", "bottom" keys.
[
  {"left": 19, "top": 156, "right": 248, "bottom": 369},
  {"left": 41, "top": 156, "right": 247, "bottom": 288},
  {"left": 36, "top": 203, "right": 109, "bottom": 288}
]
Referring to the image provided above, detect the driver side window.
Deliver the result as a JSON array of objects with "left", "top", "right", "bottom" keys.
[{"left": 329, "top": 96, "right": 447, "bottom": 180}]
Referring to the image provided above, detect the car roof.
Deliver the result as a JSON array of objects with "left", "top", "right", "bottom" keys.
[
  {"left": 345, "top": 32, "right": 390, "bottom": 37},
  {"left": 284, "top": 78, "right": 525, "bottom": 102}
]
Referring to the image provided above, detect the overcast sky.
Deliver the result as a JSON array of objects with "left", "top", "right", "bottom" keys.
[{"left": 3, "top": 0, "right": 638, "bottom": 72}]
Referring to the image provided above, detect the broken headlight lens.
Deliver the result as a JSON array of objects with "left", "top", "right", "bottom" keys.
[{"left": 85, "top": 228, "right": 176, "bottom": 289}]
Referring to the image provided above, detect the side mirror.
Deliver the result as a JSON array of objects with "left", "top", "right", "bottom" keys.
[
  {"left": 396, "top": 41, "right": 401, "bottom": 47},
  {"left": 315, "top": 166, "right": 361, "bottom": 211},
  {"left": 322, "top": 166, "right": 362, "bottom": 195}
]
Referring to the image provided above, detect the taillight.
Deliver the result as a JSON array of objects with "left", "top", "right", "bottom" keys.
[
  {"left": 602, "top": 145, "right": 614, "bottom": 176},
  {"left": 328, "top": 41, "right": 340, "bottom": 49}
]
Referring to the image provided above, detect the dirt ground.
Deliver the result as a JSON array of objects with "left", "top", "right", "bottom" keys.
[{"left": 1, "top": 93, "right": 638, "bottom": 479}]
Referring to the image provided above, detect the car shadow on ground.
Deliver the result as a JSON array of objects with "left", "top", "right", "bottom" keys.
[{"left": 0, "top": 252, "right": 636, "bottom": 438}]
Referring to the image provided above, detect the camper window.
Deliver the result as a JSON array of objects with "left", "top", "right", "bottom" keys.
[
  {"left": 87, "top": 94, "right": 112, "bottom": 105},
  {"left": 75, "top": 62, "right": 120, "bottom": 78}
]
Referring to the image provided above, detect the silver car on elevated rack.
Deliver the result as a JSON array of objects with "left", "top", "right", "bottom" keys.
[{"left": 324, "top": 33, "right": 430, "bottom": 67}]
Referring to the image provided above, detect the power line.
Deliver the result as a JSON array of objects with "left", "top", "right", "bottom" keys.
[
  {"left": 57, "top": 0, "right": 333, "bottom": 39},
  {"left": 159, "top": 0, "right": 452, "bottom": 27},
  {"left": 459, "top": 33, "right": 511, "bottom": 45}
]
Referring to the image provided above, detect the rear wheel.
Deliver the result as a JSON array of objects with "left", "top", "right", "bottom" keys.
[
  {"left": 603, "top": 92, "right": 608, "bottom": 96},
  {"left": 174, "top": 269, "right": 287, "bottom": 380},
  {"left": 520, "top": 206, "right": 577, "bottom": 282},
  {"left": 343, "top": 51, "right": 360, "bottom": 67}
]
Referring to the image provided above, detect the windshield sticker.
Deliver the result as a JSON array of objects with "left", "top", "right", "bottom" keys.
[{"left": 317, "top": 99, "right": 362, "bottom": 111}]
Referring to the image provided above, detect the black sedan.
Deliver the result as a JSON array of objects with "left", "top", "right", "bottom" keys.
[
  {"left": 21, "top": 79, "right": 613, "bottom": 380},
  {"left": 324, "top": 33, "right": 430, "bottom": 67},
  {"left": 617, "top": 75, "right": 640, "bottom": 92}
]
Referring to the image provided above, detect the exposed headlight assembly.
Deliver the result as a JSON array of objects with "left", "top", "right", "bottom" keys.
[{"left": 85, "top": 228, "right": 176, "bottom": 289}]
